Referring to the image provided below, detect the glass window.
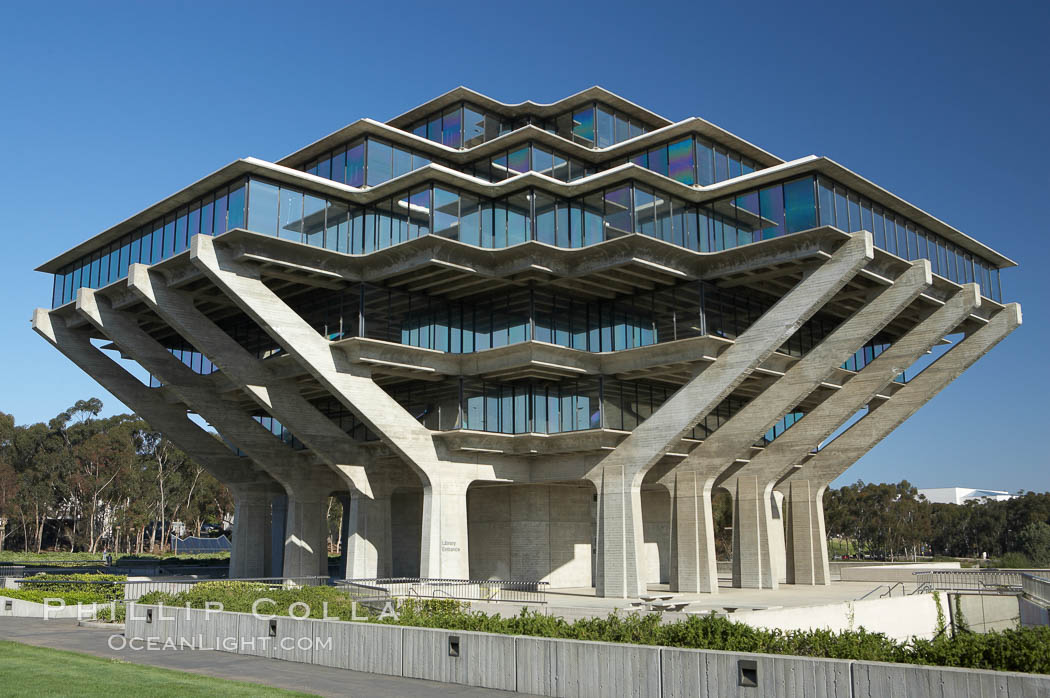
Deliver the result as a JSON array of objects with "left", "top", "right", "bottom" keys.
[
  {"left": 847, "top": 194, "right": 862, "bottom": 233},
  {"left": 426, "top": 115, "right": 442, "bottom": 143},
  {"left": 441, "top": 106, "right": 462, "bottom": 148},
  {"left": 346, "top": 142, "right": 365, "bottom": 187},
  {"left": 759, "top": 185, "right": 785, "bottom": 239},
  {"left": 409, "top": 187, "right": 431, "bottom": 239},
  {"left": 247, "top": 180, "right": 279, "bottom": 236},
  {"left": 227, "top": 183, "right": 246, "bottom": 230},
  {"left": 572, "top": 107, "right": 594, "bottom": 147},
  {"left": 392, "top": 146, "right": 412, "bottom": 179},
  {"left": 647, "top": 145, "right": 669, "bottom": 177},
  {"left": 696, "top": 139, "right": 715, "bottom": 185},
  {"left": 596, "top": 107, "right": 614, "bottom": 148},
  {"left": 604, "top": 186, "right": 633, "bottom": 237},
  {"left": 463, "top": 107, "right": 486, "bottom": 148},
  {"left": 667, "top": 138, "right": 695, "bottom": 185},
  {"left": 552, "top": 153, "right": 569, "bottom": 181},
  {"left": 187, "top": 205, "right": 201, "bottom": 241},
  {"left": 150, "top": 221, "right": 164, "bottom": 262},
  {"left": 834, "top": 186, "right": 848, "bottom": 231},
  {"left": 331, "top": 149, "right": 346, "bottom": 184},
  {"left": 729, "top": 154, "right": 741, "bottom": 180},
  {"left": 614, "top": 114, "right": 630, "bottom": 144},
  {"left": 366, "top": 139, "right": 393, "bottom": 186},
  {"left": 534, "top": 191, "right": 557, "bottom": 245},
  {"left": 872, "top": 208, "right": 886, "bottom": 249},
  {"left": 303, "top": 194, "right": 326, "bottom": 246},
  {"left": 173, "top": 210, "right": 188, "bottom": 254},
  {"left": 278, "top": 187, "right": 304, "bottom": 241},
  {"left": 582, "top": 192, "right": 604, "bottom": 246},
  {"left": 324, "top": 200, "right": 348, "bottom": 252},
  {"left": 201, "top": 197, "right": 214, "bottom": 237},
  {"left": 634, "top": 187, "right": 656, "bottom": 237},
  {"left": 162, "top": 216, "right": 176, "bottom": 258},
  {"left": 654, "top": 192, "right": 672, "bottom": 242},
  {"left": 783, "top": 177, "right": 817, "bottom": 233},
  {"left": 214, "top": 191, "right": 228, "bottom": 234},
  {"left": 714, "top": 147, "right": 729, "bottom": 182},
  {"left": 460, "top": 193, "right": 481, "bottom": 246},
  {"left": 508, "top": 146, "right": 530, "bottom": 174},
  {"left": 433, "top": 188, "right": 459, "bottom": 238},
  {"left": 532, "top": 146, "right": 554, "bottom": 177},
  {"left": 506, "top": 190, "right": 530, "bottom": 245},
  {"left": 817, "top": 177, "right": 835, "bottom": 227}
]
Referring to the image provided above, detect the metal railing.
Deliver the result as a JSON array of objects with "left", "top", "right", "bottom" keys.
[
  {"left": 913, "top": 568, "right": 1050, "bottom": 593},
  {"left": 337, "top": 577, "right": 549, "bottom": 605},
  {"left": 15, "top": 575, "right": 331, "bottom": 601},
  {"left": 0, "top": 566, "right": 26, "bottom": 581},
  {"left": 1021, "top": 573, "right": 1050, "bottom": 606}
]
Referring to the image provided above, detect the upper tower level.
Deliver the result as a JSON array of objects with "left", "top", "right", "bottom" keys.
[{"left": 38, "top": 87, "right": 1016, "bottom": 309}]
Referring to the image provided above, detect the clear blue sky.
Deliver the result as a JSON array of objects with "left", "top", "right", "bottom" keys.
[{"left": 2, "top": 0, "right": 1046, "bottom": 491}]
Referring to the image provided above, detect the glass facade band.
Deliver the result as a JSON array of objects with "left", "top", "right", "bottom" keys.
[
  {"left": 300, "top": 137, "right": 432, "bottom": 188},
  {"left": 813, "top": 177, "right": 1001, "bottom": 301},
  {"left": 466, "top": 142, "right": 596, "bottom": 183},
  {"left": 52, "top": 180, "right": 246, "bottom": 307},
  {"left": 407, "top": 101, "right": 651, "bottom": 151},
  {"left": 312, "top": 375, "right": 812, "bottom": 443},
  {"left": 52, "top": 172, "right": 1004, "bottom": 308},
  {"left": 627, "top": 135, "right": 761, "bottom": 186}
]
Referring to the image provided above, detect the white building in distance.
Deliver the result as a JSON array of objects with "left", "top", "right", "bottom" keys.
[{"left": 919, "top": 487, "right": 1017, "bottom": 505}]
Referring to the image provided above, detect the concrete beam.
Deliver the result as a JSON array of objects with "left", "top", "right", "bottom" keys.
[
  {"left": 190, "top": 234, "right": 475, "bottom": 579},
  {"left": 778, "top": 302, "right": 1021, "bottom": 584},
  {"left": 587, "top": 232, "right": 873, "bottom": 598},
  {"left": 73, "top": 288, "right": 342, "bottom": 579},
  {"left": 667, "top": 260, "right": 931, "bottom": 590},
  {"left": 31, "top": 307, "right": 282, "bottom": 577},
  {"left": 125, "top": 263, "right": 373, "bottom": 497}
]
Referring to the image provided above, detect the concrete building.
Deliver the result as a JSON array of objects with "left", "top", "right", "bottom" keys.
[
  {"left": 919, "top": 488, "right": 1018, "bottom": 505},
  {"left": 32, "top": 87, "right": 1020, "bottom": 597}
]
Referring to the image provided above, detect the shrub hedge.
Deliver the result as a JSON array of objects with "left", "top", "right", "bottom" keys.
[
  {"left": 133, "top": 583, "right": 1050, "bottom": 675},
  {"left": 0, "top": 588, "right": 115, "bottom": 605},
  {"left": 18, "top": 573, "right": 127, "bottom": 602}
]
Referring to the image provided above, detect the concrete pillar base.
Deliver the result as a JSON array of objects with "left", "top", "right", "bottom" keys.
[
  {"left": 230, "top": 485, "right": 277, "bottom": 579},
  {"left": 344, "top": 491, "right": 393, "bottom": 579},
  {"left": 782, "top": 480, "right": 831, "bottom": 586},
  {"left": 668, "top": 472, "right": 718, "bottom": 594},
  {"left": 731, "top": 476, "right": 779, "bottom": 589},
  {"left": 591, "top": 466, "right": 647, "bottom": 599},
  {"left": 420, "top": 479, "right": 471, "bottom": 579},
  {"left": 282, "top": 493, "right": 330, "bottom": 579}
]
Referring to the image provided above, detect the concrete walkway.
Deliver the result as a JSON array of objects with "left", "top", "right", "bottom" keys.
[{"left": 0, "top": 617, "right": 529, "bottom": 698}]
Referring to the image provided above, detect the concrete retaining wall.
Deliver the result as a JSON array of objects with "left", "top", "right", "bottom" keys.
[
  {"left": 951, "top": 593, "right": 1020, "bottom": 633},
  {"left": 839, "top": 562, "right": 960, "bottom": 583},
  {"left": 728, "top": 593, "right": 945, "bottom": 641},
  {"left": 125, "top": 604, "right": 1050, "bottom": 697},
  {"left": 0, "top": 596, "right": 105, "bottom": 619},
  {"left": 1020, "top": 597, "right": 1049, "bottom": 628}
]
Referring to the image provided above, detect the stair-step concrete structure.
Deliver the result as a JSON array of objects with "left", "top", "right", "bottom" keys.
[{"left": 33, "top": 87, "right": 1019, "bottom": 597}]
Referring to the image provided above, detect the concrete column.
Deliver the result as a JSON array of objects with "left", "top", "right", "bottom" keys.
[
  {"left": 590, "top": 466, "right": 647, "bottom": 598},
  {"left": 586, "top": 233, "right": 872, "bottom": 597},
  {"left": 782, "top": 480, "right": 829, "bottom": 585},
  {"left": 420, "top": 478, "right": 471, "bottom": 579},
  {"left": 731, "top": 477, "right": 778, "bottom": 589},
  {"left": 229, "top": 485, "right": 277, "bottom": 578},
  {"left": 668, "top": 471, "right": 718, "bottom": 594},
  {"left": 344, "top": 491, "right": 393, "bottom": 579},
  {"left": 282, "top": 490, "right": 330, "bottom": 579},
  {"left": 270, "top": 495, "right": 288, "bottom": 578},
  {"left": 777, "top": 303, "right": 1021, "bottom": 584},
  {"left": 189, "top": 235, "right": 444, "bottom": 486}
]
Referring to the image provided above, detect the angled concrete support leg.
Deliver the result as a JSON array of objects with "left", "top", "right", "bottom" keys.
[
  {"left": 126, "top": 264, "right": 372, "bottom": 496},
  {"left": 587, "top": 233, "right": 872, "bottom": 597},
  {"left": 731, "top": 477, "right": 778, "bottom": 589},
  {"left": 782, "top": 480, "right": 829, "bottom": 585},
  {"left": 669, "top": 471, "right": 718, "bottom": 594},
  {"left": 590, "top": 465, "right": 647, "bottom": 598},
  {"left": 344, "top": 490, "right": 393, "bottom": 579},
  {"left": 420, "top": 478, "right": 471, "bottom": 579},
  {"left": 777, "top": 302, "right": 1021, "bottom": 583}
]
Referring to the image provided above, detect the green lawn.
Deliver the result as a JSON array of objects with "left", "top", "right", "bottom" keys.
[{"left": 0, "top": 641, "right": 316, "bottom": 697}]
